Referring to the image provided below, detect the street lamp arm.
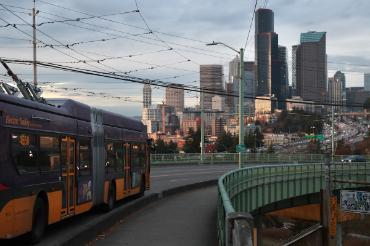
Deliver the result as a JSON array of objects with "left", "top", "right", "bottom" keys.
[{"left": 206, "top": 41, "right": 240, "bottom": 54}]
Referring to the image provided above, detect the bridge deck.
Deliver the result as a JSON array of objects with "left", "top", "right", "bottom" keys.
[{"left": 94, "top": 186, "right": 218, "bottom": 246}]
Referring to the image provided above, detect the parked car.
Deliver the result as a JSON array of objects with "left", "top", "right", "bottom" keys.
[{"left": 341, "top": 155, "right": 367, "bottom": 163}]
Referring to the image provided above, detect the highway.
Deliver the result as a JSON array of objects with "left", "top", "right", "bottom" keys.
[{"left": 0, "top": 163, "right": 236, "bottom": 246}]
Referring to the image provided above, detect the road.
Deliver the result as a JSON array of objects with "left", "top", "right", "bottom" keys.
[
  {"left": 149, "top": 164, "right": 236, "bottom": 193},
  {"left": 94, "top": 186, "right": 218, "bottom": 246},
  {"left": 0, "top": 164, "right": 235, "bottom": 245}
]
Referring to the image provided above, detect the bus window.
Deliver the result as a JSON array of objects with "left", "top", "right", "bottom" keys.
[
  {"left": 131, "top": 143, "right": 146, "bottom": 169},
  {"left": 79, "top": 138, "right": 91, "bottom": 176},
  {"left": 113, "top": 142, "right": 124, "bottom": 172},
  {"left": 106, "top": 141, "right": 124, "bottom": 172},
  {"left": 39, "top": 135, "right": 60, "bottom": 171},
  {"left": 11, "top": 132, "right": 38, "bottom": 173}
]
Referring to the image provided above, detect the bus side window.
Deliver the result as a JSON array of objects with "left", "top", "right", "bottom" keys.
[
  {"left": 11, "top": 132, "right": 38, "bottom": 173},
  {"left": 79, "top": 138, "right": 91, "bottom": 176},
  {"left": 113, "top": 142, "right": 124, "bottom": 172},
  {"left": 39, "top": 135, "right": 60, "bottom": 172}
]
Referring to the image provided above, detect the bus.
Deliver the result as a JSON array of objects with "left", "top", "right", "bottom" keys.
[{"left": 0, "top": 93, "right": 150, "bottom": 243}]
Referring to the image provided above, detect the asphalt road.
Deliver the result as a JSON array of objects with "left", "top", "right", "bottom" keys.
[
  {"left": 94, "top": 186, "right": 218, "bottom": 246},
  {"left": 149, "top": 164, "right": 236, "bottom": 193},
  {"left": 0, "top": 163, "right": 236, "bottom": 245}
]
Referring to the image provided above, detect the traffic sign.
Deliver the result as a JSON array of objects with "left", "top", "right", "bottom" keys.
[
  {"left": 304, "top": 134, "right": 324, "bottom": 141},
  {"left": 236, "top": 144, "right": 246, "bottom": 153}
]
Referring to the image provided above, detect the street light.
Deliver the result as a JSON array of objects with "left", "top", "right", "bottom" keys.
[{"left": 207, "top": 41, "right": 245, "bottom": 168}]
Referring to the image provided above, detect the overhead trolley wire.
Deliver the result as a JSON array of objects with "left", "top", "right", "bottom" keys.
[{"left": 3, "top": 58, "right": 367, "bottom": 109}]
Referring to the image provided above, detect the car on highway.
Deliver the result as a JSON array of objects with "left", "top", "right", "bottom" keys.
[{"left": 341, "top": 155, "right": 367, "bottom": 163}]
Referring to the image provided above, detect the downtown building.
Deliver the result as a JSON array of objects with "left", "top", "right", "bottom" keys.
[
  {"left": 365, "top": 73, "right": 370, "bottom": 91},
  {"left": 294, "top": 31, "right": 327, "bottom": 108},
  {"left": 255, "top": 8, "right": 280, "bottom": 111},
  {"left": 228, "top": 56, "right": 256, "bottom": 115},
  {"left": 200, "top": 65, "right": 224, "bottom": 110},
  {"left": 143, "top": 83, "right": 152, "bottom": 108},
  {"left": 278, "top": 46, "right": 289, "bottom": 109},
  {"left": 328, "top": 73, "right": 345, "bottom": 112},
  {"left": 165, "top": 83, "right": 185, "bottom": 113}
]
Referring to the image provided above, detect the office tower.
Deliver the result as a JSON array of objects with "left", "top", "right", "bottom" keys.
[
  {"left": 165, "top": 83, "right": 184, "bottom": 113},
  {"left": 328, "top": 77, "right": 344, "bottom": 112},
  {"left": 143, "top": 83, "right": 151, "bottom": 108},
  {"left": 229, "top": 56, "right": 256, "bottom": 114},
  {"left": 244, "top": 62, "right": 256, "bottom": 115},
  {"left": 346, "top": 87, "right": 370, "bottom": 112},
  {"left": 365, "top": 73, "right": 370, "bottom": 91},
  {"left": 334, "top": 71, "right": 346, "bottom": 91},
  {"left": 200, "top": 65, "right": 223, "bottom": 110},
  {"left": 292, "top": 45, "right": 298, "bottom": 96},
  {"left": 212, "top": 95, "right": 225, "bottom": 111},
  {"left": 255, "top": 8, "right": 279, "bottom": 97},
  {"left": 225, "top": 82, "right": 234, "bottom": 113},
  {"left": 296, "top": 31, "right": 327, "bottom": 103},
  {"left": 278, "top": 46, "right": 289, "bottom": 109}
]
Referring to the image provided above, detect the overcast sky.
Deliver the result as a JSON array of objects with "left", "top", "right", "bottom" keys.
[{"left": 0, "top": 0, "right": 369, "bottom": 116}]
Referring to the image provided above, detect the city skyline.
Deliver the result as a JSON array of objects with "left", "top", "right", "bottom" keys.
[{"left": 0, "top": 1, "right": 369, "bottom": 116}]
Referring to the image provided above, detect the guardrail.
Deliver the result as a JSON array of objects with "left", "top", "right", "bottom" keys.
[
  {"left": 151, "top": 153, "right": 370, "bottom": 165},
  {"left": 217, "top": 162, "right": 370, "bottom": 246}
]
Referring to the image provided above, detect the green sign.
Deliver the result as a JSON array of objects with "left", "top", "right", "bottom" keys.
[
  {"left": 304, "top": 134, "right": 324, "bottom": 141},
  {"left": 236, "top": 144, "right": 246, "bottom": 153}
]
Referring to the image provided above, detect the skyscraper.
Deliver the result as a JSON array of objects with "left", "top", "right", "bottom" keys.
[
  {"left": 278, "top": 46, "right": 289, "bottom": 109},
  {"left": 255, "top": 9, "right": 279, "bottom": 97},
  {"left": 228, "top": 56, "right": 256, "bottom": 114},
  {"left": 292, "top": 45, "right": 298, "bottom": 96},
  {"left": 334, "top": 71, "right": 346, "bottom": 91},
  {"left": 328, "top": 76, "right": 344, "bottom": 112},
  {"left": 165, "top": 83, "right": 184, "bottom": 113},
  {"left": 296, "top": 31, "right": 327, "bottom": 104},
  {"left": 143, "top": 83, "right": 151, "bottom": 108},
  {"left": 364, "top": 73, "right": 370, "bottom": 91},
  {"left": 200, "top": 65, "right": 223, "bottom": 110}
]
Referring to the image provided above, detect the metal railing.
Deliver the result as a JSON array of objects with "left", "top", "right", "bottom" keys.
[
  {"left": 217, "top": 162, "right": 370, "bottom": 246},
  {"left": 151, "top": 153, "right": 370, "bottom": 165}
]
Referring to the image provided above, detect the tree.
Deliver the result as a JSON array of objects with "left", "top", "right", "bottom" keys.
[
  {"left": 183, "top": 127, "right": 201, "bottom": 153},
  {"left": 255, "top": 128, "right": 264, "bottom": 147},
  {"left": 267, "top": 143, "right": 274, "bottom": 153},
  {"left": 152, "top": 139, "right": 179, "bottom": 154},
  {"left": 216, "top": 131, "right": 237, "bottom": 153}
]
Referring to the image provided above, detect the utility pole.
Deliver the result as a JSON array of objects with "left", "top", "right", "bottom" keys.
[
  {"left": 32, "top": 0, "right": 38, "bottom": 87},
  {"left": 238, "top": 48, "right": 245, "bottom": 169},
  {"left": 206, "top": 42, "right": 245, "bottom": 168},
  {"left": 200, "top": 89, "right": 205, "bottom": 163},
  {"left": 331, "top": 105, "right": 335, "bottom": 161}
]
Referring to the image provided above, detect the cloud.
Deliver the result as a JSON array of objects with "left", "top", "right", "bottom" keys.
[{"left": 1, "top": 0, "right": 369, "bottom": 115}]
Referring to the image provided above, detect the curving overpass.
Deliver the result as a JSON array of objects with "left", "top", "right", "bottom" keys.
[{"left": 218, "top": 160, "right": 370, "bottom": 246}]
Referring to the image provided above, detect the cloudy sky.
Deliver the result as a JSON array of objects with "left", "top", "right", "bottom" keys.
[{"left": 0, "top": 0, "right": 369, "bottom": 116}]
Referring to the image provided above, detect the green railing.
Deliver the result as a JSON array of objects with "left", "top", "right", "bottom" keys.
[
  {"left": 218, "top": 162, "right": 370, "bottom": 246},
  {"left": 151, "top": 153, "right": 369, "bottom": 165}
]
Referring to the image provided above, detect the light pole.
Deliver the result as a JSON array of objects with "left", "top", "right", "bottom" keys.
[{"left": 207, "top": 41, "right": 244, "bottom": 168}]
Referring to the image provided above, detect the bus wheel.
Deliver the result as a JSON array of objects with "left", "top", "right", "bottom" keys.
[
  {"left": 29, "top": 197, "right": 47, "bottom": 243},
  {"left": 104, "top": 184, "right": 115, "bottom": 212}
]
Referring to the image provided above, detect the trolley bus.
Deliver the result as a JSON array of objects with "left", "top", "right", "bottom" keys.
[{"left": 0, "top": 93, "right": 150, "bottom": 242}]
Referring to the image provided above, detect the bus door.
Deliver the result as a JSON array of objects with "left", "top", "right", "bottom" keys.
[
  {"left": 61, "top": 137, "right": 76, "bottom": 217},
  {"left": 124, "top": 143, "right": 131, "bottom": 191}
]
